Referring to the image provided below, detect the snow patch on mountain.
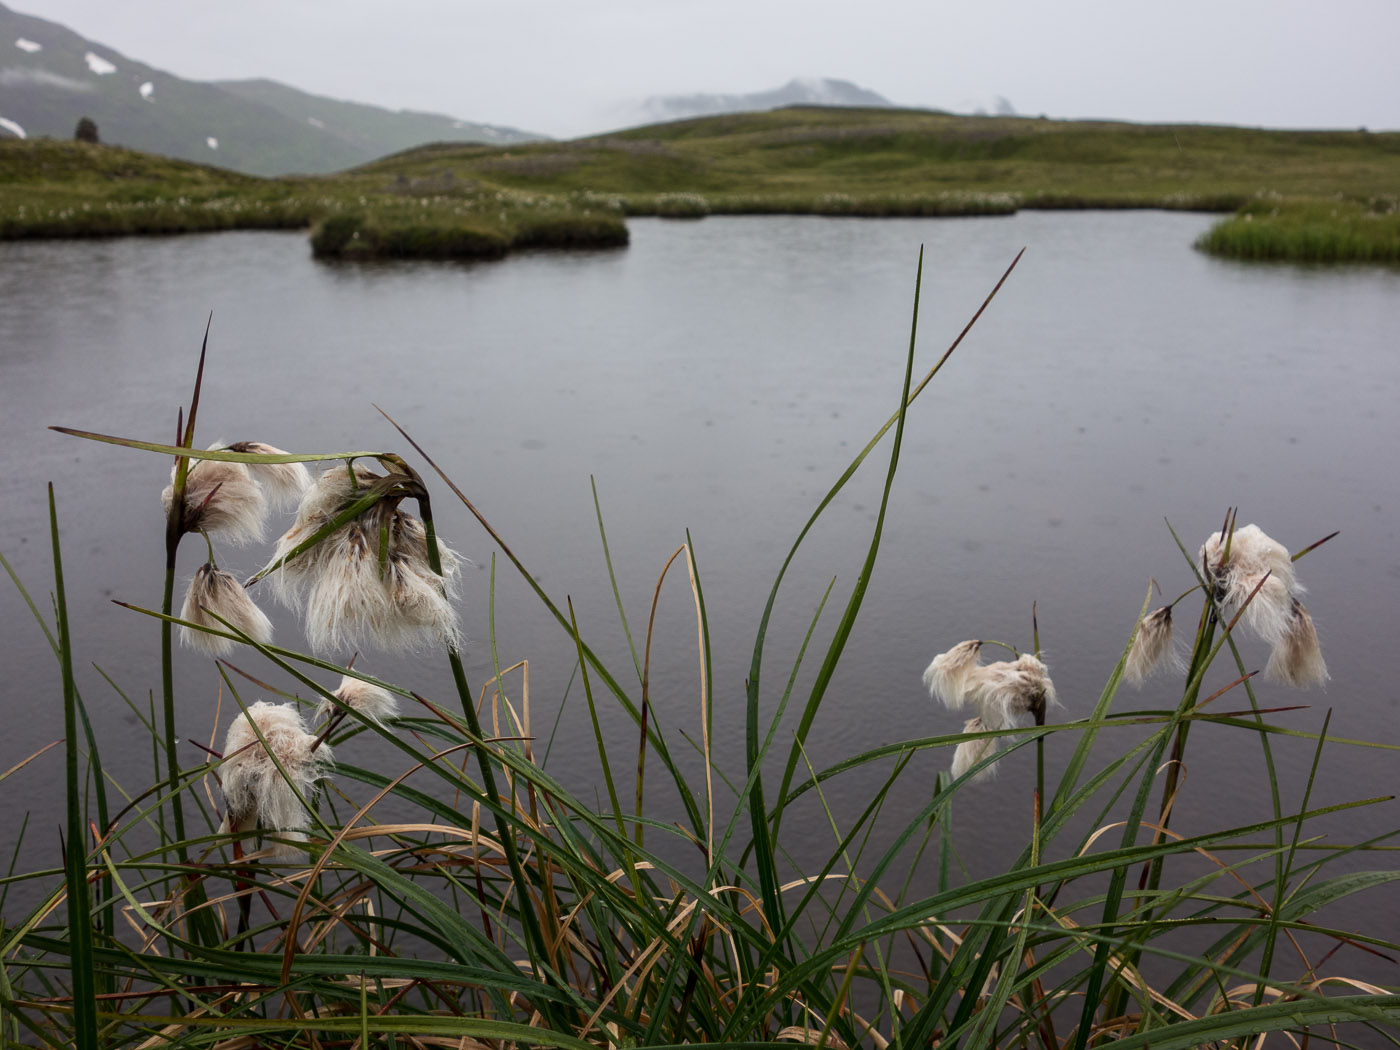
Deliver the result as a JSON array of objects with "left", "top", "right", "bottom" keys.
[
  {"left": 14, "top": 37, "right": 41, "bottom": 53},
  {"left": 139, "top": 81, "right": 153, "bottom": 101},
  {"left": 83, "top": 51, "right": 116, "bottom": 75},
  {"left": 0, "top": 116, "right": 26, "bottom": 138}
]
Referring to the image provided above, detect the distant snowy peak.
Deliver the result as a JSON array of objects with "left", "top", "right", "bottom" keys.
[
  {"left": 789, "top": 76, "right": 886, "bottom": 106},
  {"left": 640, "top": 77, "right": 894, "bottom": 123}
]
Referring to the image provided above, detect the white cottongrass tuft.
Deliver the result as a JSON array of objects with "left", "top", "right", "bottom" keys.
[
  {"left": 178, "top": 563, "right": 272, "bottom": 656},
  {"left": 965, "top": 654, "right": 1058, "bottom": 730},
  {"left": 161, "top": 447, "right": 268, "bottom": 545},
  {"left": 1265, "top": 599, "right": 1329, "bottom": 688},
  {"left": 266, "top": 464, "right": 384, "bottom": 607},
  {"left": 950, "top": 717, "right": 998, "bottom": 782},
  {"left": 926, "top": 642, "right": 1058, "bottom": 782},
  {"left": 316, "top": 675, "right": 400, "bottom": 727},
  {"left": 301, "top": 521, "right": 393, "bottom": 652},
  {"left": 226, "top": 441, "right": 312, "bottom": 508},
  {"left": 218, "top": 701, "right": 332, "bottom": 860},
  {"left": 923, "top": 639, "right": 983, "bottom": 708},
  {"left": 270, "top": 466, "right": 462, "bottom": 653},
  {"left": 1124, "top": 605, "right": 1180, "bottom": 686},
  {"left": 1200, "top": 523, "right": 1298, "bottom": 644}
]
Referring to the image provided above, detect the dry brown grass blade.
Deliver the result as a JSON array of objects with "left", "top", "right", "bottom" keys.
[
  {"left": 1191, "top": 670, "right": 1261, "bottom": 710},
  {"left": 481, "top": 658, "right": 531, "bottom": 797},
  {"left": 1041, "top": 906, "right": 1199, "bottom": 1023},
  {"left": 199, "top": 684, "right": 227, "bottom": 823},
  {"left": 1291, "top": 530, "right": 1339, "bottom": 563},
  {"left": 1080, "top": 814, "right": 1321, "bottom": 986},
  {"left": 0, "top": 739, "right": 60, "bottom": 782},
  {"left": 682, "top": 542, "right": 715, "bottom": 864},
  {"left": 296, "top": 881, "right": 381, "bottom": 958},
  {"left": 133, "top": 1003, "right": 215, "bottom": 1050},
  {"left": 215, "top": 658, "right": 302, "bottom": 700},
  {"left": 1153, "top": 758, "right": 1187, "bottom": 827},
  {"left": 777, "top": 1026, "right": 851, "bottom": 1049},
  {"left": 579, "top": 887, "right": 700, "bottom": 1039},
  {"left": 636, "top": 544, "right": 689, "bottom": 845},
  {"left": 278, "top": 741, "right": 475, "bottom": 986}
]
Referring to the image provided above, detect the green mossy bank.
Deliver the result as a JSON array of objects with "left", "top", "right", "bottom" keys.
[{"left": 4, "top": 108, "right": 1399, "bottom": 261}]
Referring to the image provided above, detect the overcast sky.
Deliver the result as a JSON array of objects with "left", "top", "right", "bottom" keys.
[{"left": 18, "top": 0, "right": 1400, "bottom": 138}]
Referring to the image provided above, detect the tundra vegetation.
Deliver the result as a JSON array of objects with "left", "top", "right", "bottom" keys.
[
  {"left": 2, "top": 259, "right": 1397, "bottom": 1047},
  {"left": 2, "top": 107, "right": 1398, "bottom": 261}
]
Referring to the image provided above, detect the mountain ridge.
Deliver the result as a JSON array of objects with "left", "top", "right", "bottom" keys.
[{"left": 0, "top": 1, "right": 541, "bottom": 175}]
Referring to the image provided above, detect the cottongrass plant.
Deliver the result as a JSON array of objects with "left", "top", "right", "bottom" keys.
[
  {"left": 8, "top": 259, "right": 1399, "bottom": 1049},
  {"left": 219, "top": 700, "right": 333, "bottom": 860},
  {"left": 265, "top": 464, "right": 462, "bottom": 653},
  {"left": 1201, "top": 522, "right": 1300, "bottom": 644},
  {"left": 314, "top": 673, "right": 400, "bottom": 728},
  {"left": 1201, "top": 521, "right": 1329, "bottom": 687},
  {"left": 1266, "top": 596, "right": 1329, "bottom": 686},
  {"left": 925, "top": 641, "right": 1057, "bottom": 781},
  {"left": 1123, "top": 602, "right": 1180, "bottom": 685},
  {"left": 159, "top": 445, "right": 268, "bottom": 546},
  {"left": 177, "top": 561, "right": 273, "bottom": 656}
]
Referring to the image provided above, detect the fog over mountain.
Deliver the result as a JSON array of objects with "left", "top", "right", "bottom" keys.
[{"left": 635, "top": 77, "right": 896, "bottom": 124}]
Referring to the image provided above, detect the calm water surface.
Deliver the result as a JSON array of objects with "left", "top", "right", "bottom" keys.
[{"left": 2, "top": 213, "right": 1397, "bottom": 968}]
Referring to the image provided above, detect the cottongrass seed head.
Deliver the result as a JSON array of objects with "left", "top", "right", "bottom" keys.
[
  {"left": 965, "top": 653, "right": 1058, "bottom": 729},
  {"left": 923, "top": 639, "right": 984, "bottom": 709},
  {"left": 1124, "top": 605, "right": 1181, "bottom": 686},
  {"left": 161, "top": 446, "right": 268, "bottom": 545},
  {"left": 1265, "top": 598, "right": 1329, "bottom": 687},
  {"left": 950, "top": 717, "right": 999, "bottom": 783},
  {"left": 179, "top": 563, "right": 272, "bottom": 656},
  {"left": 316, "top": 674, "right": 400, "bottom": 727},
  {"left": 219, "top": 701, "right": 332, "bottom": 860},
  {"left": 272, "top": 465, "right": 462, "bottom": 654},
  {"left": 1200, "top": 523, "right": 1298, "bottom": 644},
  {"left": 1202, "top": 522, "right": 1328, "bottom": 687},
  {"left": 926, "top": 642, "right": 1058, "bottom": 782},
  {"left": 225, "top": 441, "right": 312, "bottom": 508},
  {"left": 266, "top": 463, "right": 384, "bottom": 607}
]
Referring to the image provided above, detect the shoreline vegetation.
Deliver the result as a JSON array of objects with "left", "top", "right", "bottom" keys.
[{"left": 2, "top": 106, "right": 1398, "bottom": 261}]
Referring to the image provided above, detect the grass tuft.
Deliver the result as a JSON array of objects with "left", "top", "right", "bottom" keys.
[{"left": 1196, "top": 195, "right": 1400, "bottom": 262}]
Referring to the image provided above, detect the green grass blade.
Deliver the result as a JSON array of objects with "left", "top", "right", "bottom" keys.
[
  {"left": 49, "top": 485, "right": 98, "bottom": 1049},
  {"left": 592, "top": 476, "right": 643, "bottom": 683}
]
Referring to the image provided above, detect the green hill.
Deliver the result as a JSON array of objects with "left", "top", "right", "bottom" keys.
[{"left": 363, "top": 106, "right": 1400, "bottom": 210}]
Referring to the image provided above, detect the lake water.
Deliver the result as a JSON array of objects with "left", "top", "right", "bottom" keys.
[{"left": 2, "top": 213, "right": 1398, "bottom": 976}]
